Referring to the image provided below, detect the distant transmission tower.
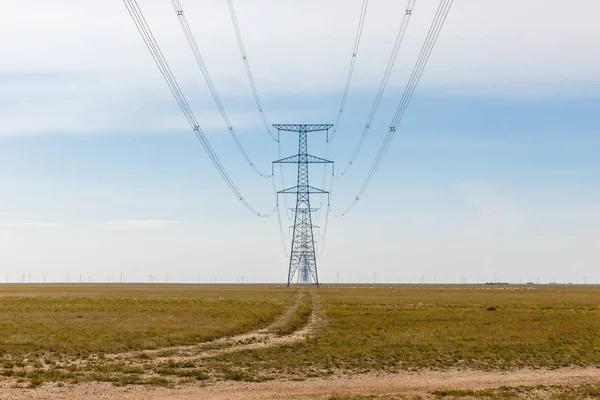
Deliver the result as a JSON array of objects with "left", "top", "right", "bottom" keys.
[{"left": 273, "top": 124, "right": 333, "bottom": 287}]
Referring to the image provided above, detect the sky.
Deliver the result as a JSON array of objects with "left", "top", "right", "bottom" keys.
[{"left": 1, "top": 0, "right": 599, "bottom": 284}]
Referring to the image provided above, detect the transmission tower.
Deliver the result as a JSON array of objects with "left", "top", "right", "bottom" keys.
[{"left": 273, "top": 124, "right": 333, "bottom": 287}]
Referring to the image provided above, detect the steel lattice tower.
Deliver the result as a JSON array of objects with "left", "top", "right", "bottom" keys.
[{"left": 273, "top": 124, "right": 333, "bottom": 287}]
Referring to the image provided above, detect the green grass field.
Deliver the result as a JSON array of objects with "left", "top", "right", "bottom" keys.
[
  {"left": 0, "top": 284, "right": 293, "bottom": 356},
  {"left": 0, "top": 283, "right": 599, "bottom": 389},
  {"left": 206, "top": 285, "right": 600, "bottom": 376}
]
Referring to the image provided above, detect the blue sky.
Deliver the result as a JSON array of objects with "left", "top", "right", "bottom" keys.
[{"left": 1, "top": 0, "right": 599, "bottom": 284}]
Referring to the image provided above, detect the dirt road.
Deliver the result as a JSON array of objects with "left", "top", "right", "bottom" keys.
[{"left": 1, "top": 366, "right": 598, "bottom": 399}]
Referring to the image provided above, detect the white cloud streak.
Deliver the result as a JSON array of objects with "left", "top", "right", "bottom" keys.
[
  {"left": 0, "top": 222, "right": 66, "bottom": 228},
  {"left": 103, "top": 220, "right": 180, "bottom": 230}
]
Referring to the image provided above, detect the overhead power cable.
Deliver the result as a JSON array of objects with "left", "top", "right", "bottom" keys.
[
  {"left": 329, "top": 0, "right": 370, "bottom": 141},
  {"left": 122, "top": 0, "right": 274, "bottom": 218},
  {"left": 336, "top": 0, "right": 417, "bottom": 177},
  {"left": 317, "top": 169, "right": 335, "bottom": 258},
  {"left": 319, "top": 0, "right": 414, "bottom": 211},
  {"left": 171, "top": 0, "right": 271, "bottom": 178},
  {"left": 317, "top": 0, "right": 370, "bottom": 212},
  {"left": 277, "top": 142, "right": 292, "bottom": 220},
  {"left": 226, "top": 0, "right": 276, "bottom": 143},
  {"left": 226, "top": 0, "right": 293, "bottom": 217},
  {"left": 335, "top": 0, "right": 454, "bottom": 216},
  {"left": 272, "top": 174, "right": 289, "bottom": 256}
]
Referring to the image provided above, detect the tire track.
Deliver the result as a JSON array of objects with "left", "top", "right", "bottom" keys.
[{"left": 105, "top": 287, "right": 321, "bottom": 364}]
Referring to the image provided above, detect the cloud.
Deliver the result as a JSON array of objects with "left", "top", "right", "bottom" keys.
[
  {"left": 0, "top": 222, "right": 66, "bottom": 228},
  {"left": 103, "top": 220, "right": 180, "bottom": 230},
  {"left": 1, "top": 0, "right": 599, "bottom": 136},
  {"left": 0, "top": 70, "right": 319, "bottom": 136}
]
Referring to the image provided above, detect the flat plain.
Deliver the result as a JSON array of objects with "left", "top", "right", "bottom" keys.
[{"left": 0, "top": 283, "right": 599, "bottom": 399}]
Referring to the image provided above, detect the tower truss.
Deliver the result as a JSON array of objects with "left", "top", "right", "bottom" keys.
[{"left": 273, "top": 124, "right": 333, "bottom": 287}]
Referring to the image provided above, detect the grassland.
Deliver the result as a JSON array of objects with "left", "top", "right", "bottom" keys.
[
  {"left": 206, "top": 285, "right": 600, "bottom": 377},
  {"left": 0, "top": 284, "right": 293, "bottom": 357},
  {"left": 0, "top": 283, "right": 599, "bottom": 390}
]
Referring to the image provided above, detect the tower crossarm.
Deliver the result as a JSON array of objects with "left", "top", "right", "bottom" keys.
[
  {"left": 273, "top": 124, "right": 333, "bottom": 132},
  {"left": 278, "top": 186, "right": 329, "bottom": 195},
  {"left": 273, "top": 154, "right": 333, "bottom": 164}
]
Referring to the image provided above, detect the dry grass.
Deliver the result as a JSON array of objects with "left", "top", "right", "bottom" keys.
[
  {"left": 432, "top": 383, "right": 600, "bottom": 399},
  {"left": 1, "top": 283, "right": 599, "bottom": 388},
  {"left": 328, "top": 382, "right": 600, "bottom": 399},
  {"left": 206, "top": 285, "right": 600, "bottom": 376},
  {"left": 270, "top": 288, "right": 313, "bottom": 336},
  {"left": 0, "top": 284, "right": 293, "bottom": 357}
]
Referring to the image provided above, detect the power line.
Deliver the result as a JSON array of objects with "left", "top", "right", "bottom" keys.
[
  {"left": 226, "top": 0, "right": 293, "bottom": 218},
  {"left": 317, "top": 0, "right": 370, "bottom": 214},
  {"left": 317, "top": 168, "right": 335, "bottom": 258},
  {"left": 319, "top": 0, "right": 414, "bottom": 212},
  {"left": 336, "top": 0, "right": 417, "bottom": 177},
  {"left": 272, "top": 174, "right": 289, "bottom": 256},
  {"left": 122, "top": 0, "right": 274, "bottom": 218},
  {"left": 171, "top": 0, "right": 272, "bottom": 178},
  {"left": 277, "top": 140, "right": 292, "bottom": 220},
  {"left": 329, "top": 0, "right": 370, "bottom": 141},
  {"left": 335, "top": 0, "right": 454, "bottom": 216},
  {"left": 317, "top": 159, "right": 331, "bottom": 213},
  {"left": 226, "top": 0, "right": 277, "bottom": 142}
]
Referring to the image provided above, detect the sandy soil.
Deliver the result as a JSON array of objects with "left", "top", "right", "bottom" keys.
[{"left": 0, "top": 366, "right": 598, "bottom": 399}]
